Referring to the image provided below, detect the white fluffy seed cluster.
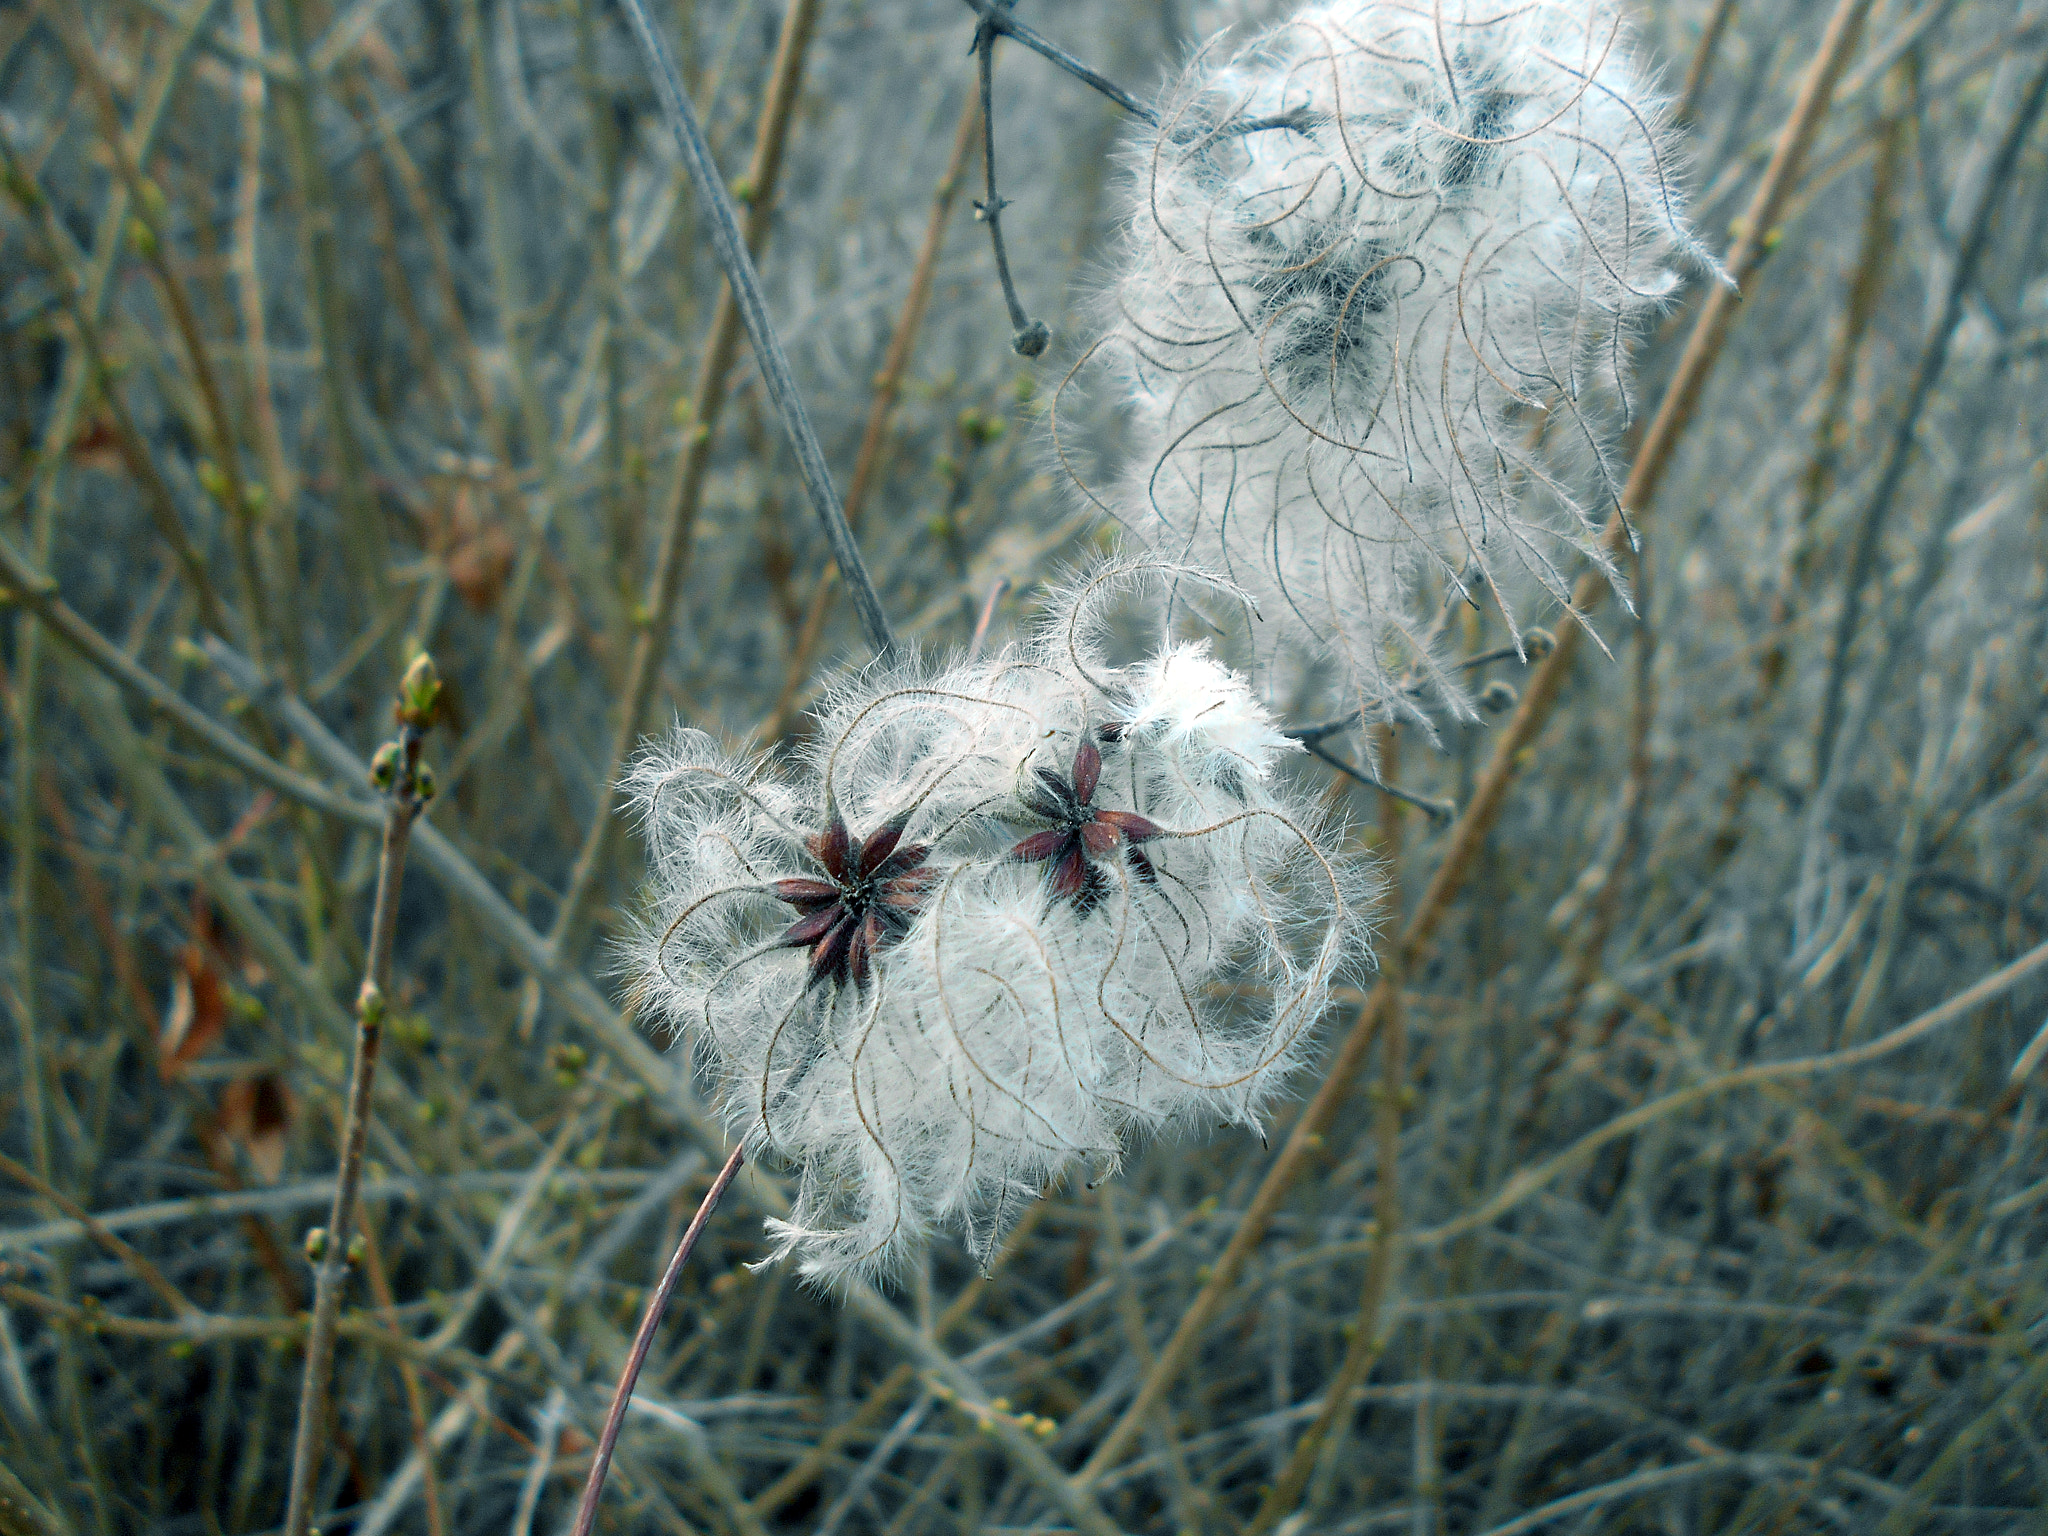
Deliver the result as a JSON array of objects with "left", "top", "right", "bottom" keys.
[
  {"left": 625, "top": 571, "right": 1371, "bottom": 1283},
  {"left": 1097, "top": 0, "right": 1711, "bottom": 719}
]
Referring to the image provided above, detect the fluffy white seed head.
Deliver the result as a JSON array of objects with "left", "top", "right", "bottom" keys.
[
  {"left": 1091, "top": 0, "right": 1709, "bottom": 721},
  {"left": 623, "top": 565, "right": 1374, "bottom": 1285}
]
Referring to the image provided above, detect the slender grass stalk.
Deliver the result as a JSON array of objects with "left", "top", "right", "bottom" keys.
[
  {"left": 744, "top": 1200, "right": 1051, "bottom": 1521},
  {"left": 1098, "top": 1182, "right": 1204, "bottom": 1531},
  {"left": 1077, "top": 0, "right": 1879, "bottom": 1484},
  {"left": 1514, "top": 540, "right": 1658, "bottom": 1138},
  {"left": 1707, "top": 83, "right": 1904, "bottom": 867},
  {"left": 0, "top": 1154, "right": 197, "bottom": 1320},
  {"left": 1409, "top": 935, "right": 2048, "bottom": 1249},
  {"left": 966, "top": 576, "right": 1009, "bottom": 660},
  {"left": 345, "top": 34, "right": 499, "bottom": 423},
  {"left": 280, "top": 656, "right": 441, "bottom": 1536},
  {"left": 442, "top": 0, "right": 576, "bottom": 811},
  {"left": 0, "top": 148, "right": 236, "bottom": 641},
  {"left": 568, "top": 1140, "right": 746, "bottom": 1536},
  {"left": 1801, "top": 48, "right": 2048, "bottom": 934},
  {"left": 573, "top": 0, "right": 633, "bottom": 582}
]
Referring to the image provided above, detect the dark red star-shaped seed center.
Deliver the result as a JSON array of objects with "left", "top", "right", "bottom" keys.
[
  {"left": 1008, "top": 737, "right": 1161, "bottom": 913},
  {"left": 771, "top": 811, "right": 934, "bottom": 989}
]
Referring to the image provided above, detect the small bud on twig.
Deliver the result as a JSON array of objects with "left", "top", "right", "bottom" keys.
[
  {"left": 396, "top": 652, "right": 441, "bottom": 730},
  {"left": 1479, "top": 680, "right": 1519, "bottom": 714}
]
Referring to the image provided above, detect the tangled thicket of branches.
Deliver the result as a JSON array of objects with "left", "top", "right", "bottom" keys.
[{"left": 3, "top": 0, "right": 2048, "bottom": 1533}]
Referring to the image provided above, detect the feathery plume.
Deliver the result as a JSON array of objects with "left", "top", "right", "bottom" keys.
[
  {"left": 624, "top": 564, "right": 1373, "bottom": 1283},
  {"left": 1092, "top": 0, "right": 1711, "bottom": 721}
]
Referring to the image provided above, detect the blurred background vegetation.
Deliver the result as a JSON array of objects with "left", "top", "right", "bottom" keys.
[{"left": 2, "top": 0, "right": 2047, "bottom": 1531}]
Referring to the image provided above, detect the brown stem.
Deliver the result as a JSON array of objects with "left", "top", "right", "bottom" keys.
[
  {"left": 1250, "top": 728, "right": 1408, "bottom": 1533},
  {"left": 1675, "top": 0, "right": 1742, "bottom": 124},
  {"left": 351, "top": 28, "right": 500, "bottom": 424},
  {"left": 966, "top": 577, "right": 1011, "bottom": 660},
  {"left": 356, "top": 1210, "right": 447, "bottom": 1536},
  {"left": 745, "top": 1199, "right": 1050, "bottom": 1520},
  {"left": 1705, "top": 87, "right": 1903, "bottom": 868},
  {"left": 619, "top": 0, "right": 897, "bottom": 659},
  {"left": 0, "top": 144, "right": 236, "bottom": 643},
  {"left": 0, "top": 1153, "right": 197, "bottom": 1321},
  {"left": 1514, "top": 539, "right": 1657, "bottom": 1143},
  {"left": 232, "top": 0, "right": 303, "bottom": 683},
  {"left": 568, "top": 1140, "right": 746, "bottom": 1536},
  {"left": 1076, "top": 0, "right": 1877, "bottom": 1485}
]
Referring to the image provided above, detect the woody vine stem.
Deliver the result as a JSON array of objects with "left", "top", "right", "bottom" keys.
[{"left": 567, "top": 1141, "right": 749, "bottom": 1536}]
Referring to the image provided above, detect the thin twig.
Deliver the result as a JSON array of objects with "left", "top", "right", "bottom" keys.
[
  {"left": 1706, "top": 85, "right": 1904, "bottom": 868},
  {"left": 356, "top": 1213, "right": 447, "bottom": 1536},
  {"left": 281, "top": 655, "right": 441, "bottom": 1536},
  {"left": 259, "top": 0, "right": 383, "bottom": 595},
  {"left": 967, "top": 577, "right": 1011, "bottom": 660},
  {"left": 45, "top": 1, "right": 273, "bottom": 655},
  {"left": 209, "top": 636, "right": 708, "bottom": 1119},
  {"left": 1286, "top": 633, "right": 1554, "bottom": 742},
  {"left": 1299, "top": 738, "right": 1454, "bottom": 824},
  {"left": 1802, "top": 48, "right": 2048, "bottom": 932},
  {"left": 1675, "top": 0, "right": 1742, "bottom": 124},
  {"left": 1810, "top": 47, "right": 2048, "bottom": 785},
  {"left": 745, "top": 1200, "right": 1052, "bottom": 1521},
  {"left": 568, "top": 1140, "right": 746, "bottom": 1536},
  {"left": 1515, "top": 540, "right": 1657, "bottom": 1138},
  {"left": 0, "top": 1154, "right": 197, "bottom": 1321},
  {"left": 975, "top": 12, "right": 1051, "bottom": 358},
  {"left": 956, "top": 0, "right": 1159, "bottom": 125},
  {"left": 615, "top": 0, "right": 897, "bottom": 660},
  {"left": 0, "top": 137, "right": 240, "bottom": 646}
]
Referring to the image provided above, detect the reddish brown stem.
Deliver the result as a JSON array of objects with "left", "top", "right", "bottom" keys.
[{"left": 569, "top": 1141, "right": 747, "bottom": 1536}]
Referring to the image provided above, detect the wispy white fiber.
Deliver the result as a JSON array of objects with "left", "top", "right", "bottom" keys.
[
  {"left": 624, "top": 564, "right": 1372, "bottom": 1284},
  {"left": 1092, "top": 0, "right": 1711, "bottom": 721}
]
